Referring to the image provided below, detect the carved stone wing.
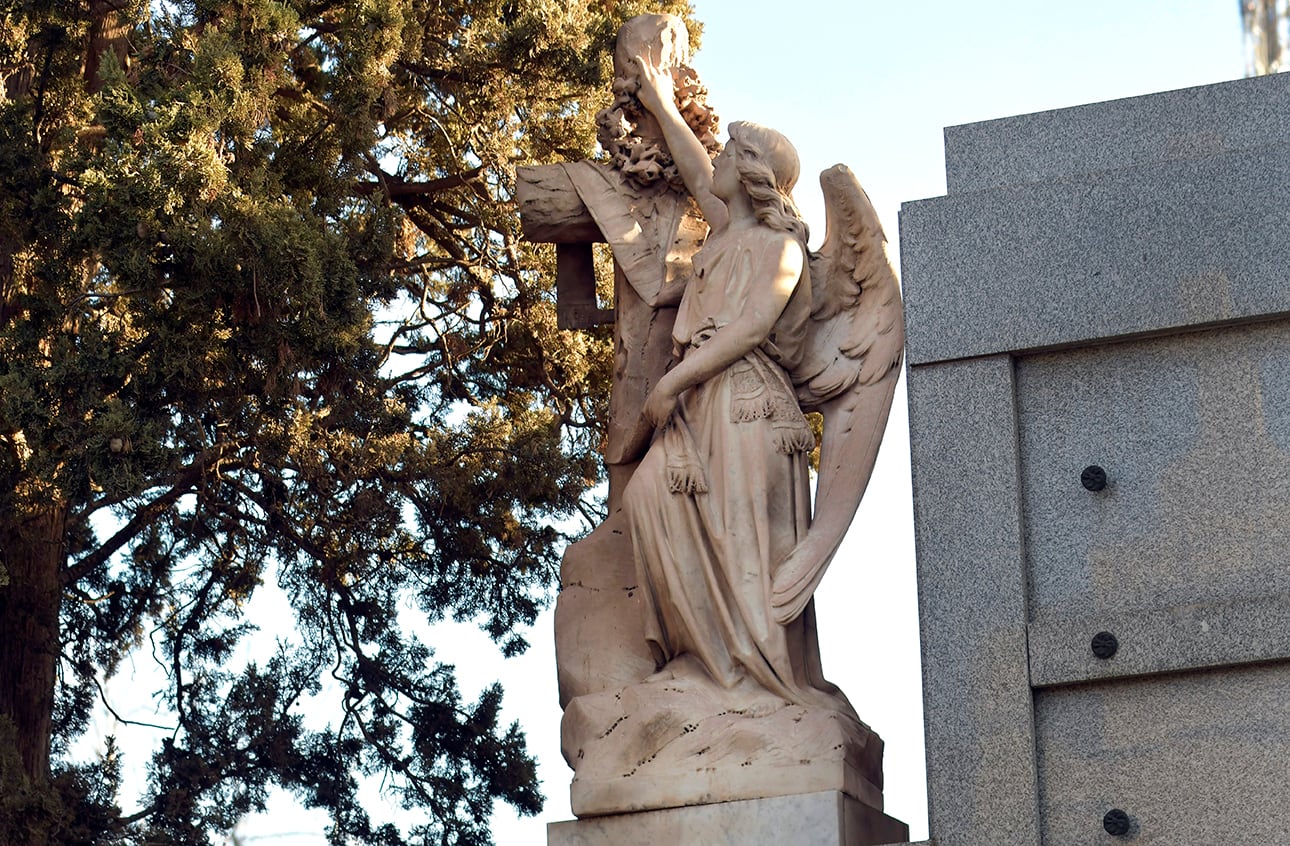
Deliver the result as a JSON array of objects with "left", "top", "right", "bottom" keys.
[{"left": 771, "top": 165, "right": 905, "bottom": 625}]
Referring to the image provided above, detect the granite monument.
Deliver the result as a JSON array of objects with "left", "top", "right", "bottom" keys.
[{"left": 901, "top": 71, "right": 1290, "bottom": 845}]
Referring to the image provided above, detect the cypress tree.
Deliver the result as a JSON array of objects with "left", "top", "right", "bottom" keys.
[{"left": 0, "top": 1, "right": 696, "bottom": 842}]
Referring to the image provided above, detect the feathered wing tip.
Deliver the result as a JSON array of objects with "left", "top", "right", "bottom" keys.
[
  {"left": 771, "top": 373, "right": 898, "bottom": 623},
  {"left": 772, "top": 164, "right": 906, "bottom": 624},
  {"left": 796, "top": 163, "right": 905, "bottom": 407}
]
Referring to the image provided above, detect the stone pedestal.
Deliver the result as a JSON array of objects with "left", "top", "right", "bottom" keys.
[
  {"left": 553, "top": 508, "right": 655, "bottom": 707},
  {"left": 547, "top": 791, "right": 911, "bottom": 846},
  {"left": 901, "top": 71, "right": 1290, "bottom": 846},
  {"left": 564, "top": 682, "right": 884, "bottom": 818}
]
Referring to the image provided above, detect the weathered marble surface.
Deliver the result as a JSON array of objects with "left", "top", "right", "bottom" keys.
[
  {"left": 520, "top": 12, "right": 905, "bottom": 826},
  {"left": 548, "top": 791, "right": 912, "bottom": 846},
  {"left": 564, "top": 682, "right": 884, "bottom": 817},
  {"left": 517, "top": 12, "right": 712, "bottom": 710},
  {"left": 552, "top": 510, "right": 654, "bottom": 707}
]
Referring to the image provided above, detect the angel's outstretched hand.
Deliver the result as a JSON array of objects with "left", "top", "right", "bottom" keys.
[{"left": 630, "top": 57, "right": 674, "bottom": 117}]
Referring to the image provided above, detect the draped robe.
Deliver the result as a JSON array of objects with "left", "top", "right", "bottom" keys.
[{"left": 624, "top": 228, "right": 857, "bottom": 718}]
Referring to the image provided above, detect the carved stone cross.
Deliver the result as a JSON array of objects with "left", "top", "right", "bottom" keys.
[
  {"left": 516, "top": 161, "right": 707, "bottom": 497},
  {"left": 515, "top": 166, "right": 613, "bottom": 331}
]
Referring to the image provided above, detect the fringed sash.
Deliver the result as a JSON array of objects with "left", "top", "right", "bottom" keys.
[
  {"left": 662, "top": 330, "right": 814, "bottom": 494},
  {"left": 729, "top": 348, "right": 815, "bottom": 455},
  {"left": 663, "top": 417, "right": 709, "bottom": 494}
]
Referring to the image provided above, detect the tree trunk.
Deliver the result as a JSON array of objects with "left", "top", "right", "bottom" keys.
[{"left": 0, "top": 503, "right": 67, "bottom": 781}]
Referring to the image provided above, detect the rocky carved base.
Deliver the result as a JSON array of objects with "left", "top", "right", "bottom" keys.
[
  {"left": 554, "top": 509, "right": 655, "bottom": 707},
  {"left": 562, "top": 664, "right": 886, "bottom": 818}
]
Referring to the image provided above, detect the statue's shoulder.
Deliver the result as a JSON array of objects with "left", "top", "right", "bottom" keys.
[{"left": 726, "top": 226, "right": 801, "bottom": 262}]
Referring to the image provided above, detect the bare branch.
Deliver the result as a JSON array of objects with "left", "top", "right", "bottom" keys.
[
  {"left": 353, "top": 167, "right": 485, "bottom": 205},
  {"left": 89, "top": 670, "right": 176, "bottom": 733},
  {"left": 63, "top": 448, "right": 239, "bottom": 586}
]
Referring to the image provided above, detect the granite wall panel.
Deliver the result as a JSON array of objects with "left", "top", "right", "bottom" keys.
[{"left": 903, "top": 72, "right": 1290, "bottom": 846}]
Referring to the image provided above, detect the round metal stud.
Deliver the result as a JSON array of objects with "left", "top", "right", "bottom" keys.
[
  {"left": 1081, "top": 464, "right": 1108, "bottom": 492},
  {"left": 1091, "top": 631, "right": 1119, "bottom": 660},
  {"left": 1103, "top": 808, "right": 1131, "bottom": 837}
]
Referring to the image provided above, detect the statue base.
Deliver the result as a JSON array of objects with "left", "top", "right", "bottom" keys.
[
  {"left": 548, "top": 790, "right": 911, "bottom": 846},
  {"left": 562, "top": 668, "right": 885, "bottom": 817},
  {"left": 554, "top": 508, "right": 655, "bottom": 706}
]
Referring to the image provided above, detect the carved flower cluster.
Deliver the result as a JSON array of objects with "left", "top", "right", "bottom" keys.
[{"left": 595, "top": 64, "right": 721, "bottom": 193}]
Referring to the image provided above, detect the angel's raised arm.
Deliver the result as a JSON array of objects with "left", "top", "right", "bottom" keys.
[{"left": 632, "top": 58, "right": 729, "bottom": 231}]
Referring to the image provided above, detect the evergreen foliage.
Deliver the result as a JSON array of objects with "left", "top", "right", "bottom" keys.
[{"left": 0, "top": 1, "right": 697, "bottom": 842}]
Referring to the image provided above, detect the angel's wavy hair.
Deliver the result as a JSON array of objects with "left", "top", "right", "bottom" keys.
[{"left": 728, "top": 121, "right": 809, "bottom": 246}]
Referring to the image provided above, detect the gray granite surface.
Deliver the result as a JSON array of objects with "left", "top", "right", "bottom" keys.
[
  {"left": 906, "top": 356, "right": 1039, "bottom": 846},
  {"left": 1035, "top": 663, "right": 1290, "bottom": 843},
  {"left": 944, "top": 72, "right": 1290, "bottom": 193},
  {"left": 1015, "top": 319, "right": 1290, "bottom": 621},
  {"left": 900, "top": 142, "right": 1290, "bottom": 365},
  {"left": 547, "top": 791, "right": 912, "bottom": 846},
  {"left": 1028, "top": 592, "right": 1290, "bottom": 687},
  {"left": 905, "top": 72, "right": 1290, "bottom": 846}
]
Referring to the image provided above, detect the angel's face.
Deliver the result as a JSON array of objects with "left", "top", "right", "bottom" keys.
[{"left": 712, "top": 145, "right": 740, "bottom": 201}]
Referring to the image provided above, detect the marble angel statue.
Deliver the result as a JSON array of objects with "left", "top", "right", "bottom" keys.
[
  {"left": 558, "top": 44, "right": 906, "bottom": 820},
  {"left": 625, "top": 57, "right": 904, "bottom": 706}
]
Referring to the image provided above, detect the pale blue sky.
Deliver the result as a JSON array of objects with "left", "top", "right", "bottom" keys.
[{"left": 215, "top": 2, "right": 1249, "bottom": 842}]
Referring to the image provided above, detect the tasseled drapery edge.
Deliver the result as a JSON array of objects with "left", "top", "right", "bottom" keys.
[
  {"left": 730, "top": 358, "right": 775, "bottom": 421},
  {"left": 730, "top": 351, "right": 814, "bottom": 455},
  {"left": 772, "top": 417, "right": 815, "bottom": 454},
  {"left": 663, "top": 418, "right": 709, "bottom": 494},
  {"left": 732, "top": 396, "right": 775, "bottom": 421}
]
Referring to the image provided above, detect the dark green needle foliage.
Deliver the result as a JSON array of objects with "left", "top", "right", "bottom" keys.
[{"left": 0, "top": 1, "right": 698, "bottom": 843}]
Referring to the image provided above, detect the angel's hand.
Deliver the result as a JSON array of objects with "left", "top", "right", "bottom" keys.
[
  {"left": 643, "top": 381, "right": 680, "bottom": 427},
  {"left": 630, "top": 57, "right": 675, "bottom": 116}
]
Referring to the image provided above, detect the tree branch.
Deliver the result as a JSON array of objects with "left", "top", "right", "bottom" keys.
[
  {"left": 83, "top": 0, "right": 135, "bottom": 96},
  {"left": 63, "top": 449, "right": 236, "bottom": 586},
  {"left": 353, "top": 167, "right": 484, "bottom": 206},
  {"left": 88, "top": 670, "right": 176, "bottom": 733},
  {"left": 392, "top": 59, "right": 474, "bottom": 85}
]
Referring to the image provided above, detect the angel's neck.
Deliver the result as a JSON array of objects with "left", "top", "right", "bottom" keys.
[{"left": 723, "top": 191, "right": 757, "bottom": 231}]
